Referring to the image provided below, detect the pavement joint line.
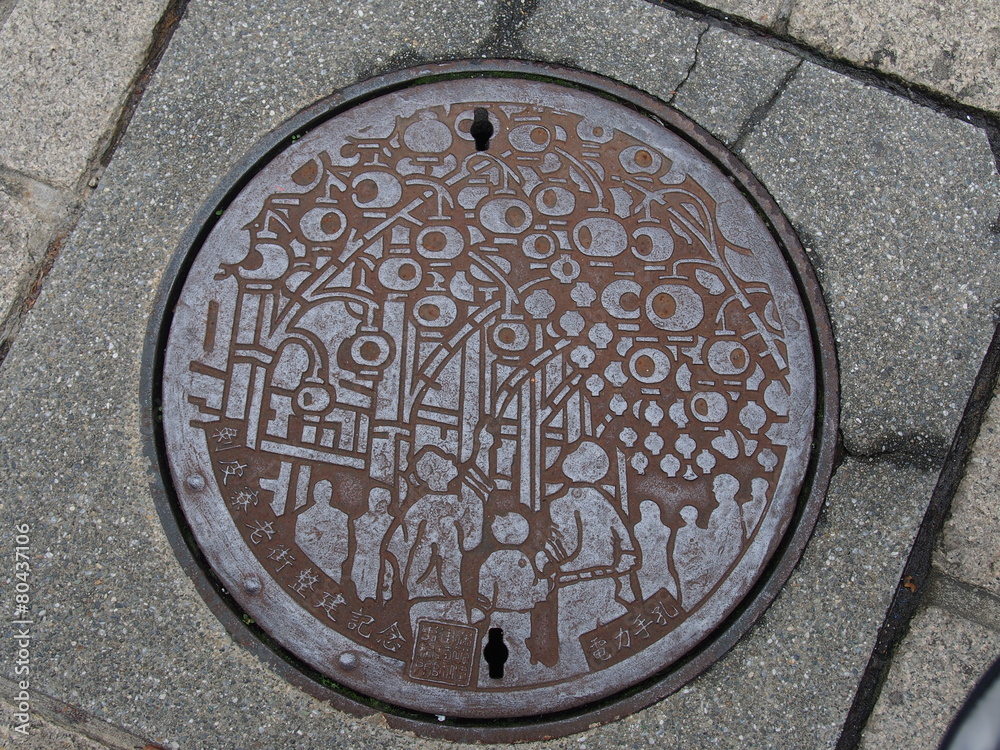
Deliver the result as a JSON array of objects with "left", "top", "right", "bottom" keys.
[
  {"left": 0, "top": 231, "right": 67, "bottom": 366},
  {"left": 0, "top": 0, "right": 190, "bottom": 374},
  {"left": 986, "top": 125, "right": 1000, "bottom": 178},
  {"left": 668, "top": 24, "right": 709, "bottom": 104},
  {"left": 730, "top": 58, "right": 802, "bottom": 151},
  {"left": 644, "top": 0, "right": 1000, "bottom": 131},
  {"left": 92, "top": 0, "right": 191, "bottom": 182},
  {"left": 927, "top": 569, "right": 1000, "bottom": 635},
  {"left": 0, "top": 675, "right": 161, "bottom": 749},
  {"left": 836, "top": 319, "right": 1000, "bottom": 750},
  {"left": 474, "top": 0, "right": 540, "bottom": 58}
]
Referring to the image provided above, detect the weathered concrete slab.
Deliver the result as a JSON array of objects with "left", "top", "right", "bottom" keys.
[
  {"left": 672, "top": 26, "right": 800, "bottom": 145},
  {"left": 859, "top": 604, "right": 1000, "bottom": 749},
  {"left": 696, "top": 0, "right": 1000, "bottom": 115},
  {"left": 0, "top": 699, "right": 109, "bottom": 750},
  {"left": 0, "top": 0, "right": 170, "bottom": 188},
  {"left": 938, "top": 385, "right": 1000, "bottom": 595},
  {"left": 699, "top": 0, "right": 782, "bottom": 26},
  {"left": 739, "top": 63, "right": 1000, "bottom": 458},
  {"left": 787, "top": 0, "right": 1000, "bottom": 113},
  {"left": 522, "top": 0, "right": 706, "bottom": 103},
  {"left": 0, "top": 171, "right": 68, "bottom": 329}
]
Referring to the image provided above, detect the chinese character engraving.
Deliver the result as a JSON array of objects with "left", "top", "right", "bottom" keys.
[
  {"left": 218, "top": 460, "right": 247, "bottom": 485},
  {"left": 315, "top": 591, "right": 347, "bottom": 622},
  {"left": 266, "top": 545, "right": 296, "bottom": 573},
  {"left": 290, "top": 568, "right": 320, "bottom": 597},
  {"left": 245, "top": 519, "right": 274, "bottom": 544}
]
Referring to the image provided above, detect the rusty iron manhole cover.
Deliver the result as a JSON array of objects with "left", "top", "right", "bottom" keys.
[{"left": 148, "top": 62, "right": 837, "bottom": 737}]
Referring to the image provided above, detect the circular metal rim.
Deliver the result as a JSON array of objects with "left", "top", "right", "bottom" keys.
[{"left": 140, "top": 58, "right": 840, "bottom": 743}]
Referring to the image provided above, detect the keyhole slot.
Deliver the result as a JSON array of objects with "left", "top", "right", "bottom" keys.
[
  {"left": 483, "top": 627, "right": 509, "bottom": 679},
  {"left": 471, "top": 107, "right": 494, "bottom": 151}
]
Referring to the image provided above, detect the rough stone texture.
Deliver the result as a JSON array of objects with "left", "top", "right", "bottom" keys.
[
  {"left": 699, "top": 0, "right": 782, "bottom": 26},
  {"left": 938, "top": 385, "right": 1000, "bottom": 596},
  {"left": 0, "top": 699, "right": 110, "bottom": 749},
  {"left": 740, "top": 63, "right": 1000, "bottom": 458},
  {"left": 673, "top": 26, "right": 800, "bottom": 145},
  {"left": 521, "top": 0, "right": 706, "bottom": 103},
  {"left": 0, "top": 173, "right": 67, "bottom": 327},
  {"left": 787, "top": 0, "right": 1000, "bottom": 114},
  {"left": 0, "top": 0, "right": 171, "bottom": 188},
  {"left": 0, "top": 0, "right": 19, "bottom": 30},
  {"left": 859, "top": 605, "right": 1000, "bottom": 750}
]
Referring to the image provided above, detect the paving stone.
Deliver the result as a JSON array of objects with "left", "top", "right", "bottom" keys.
[
  {"left": 739, "top": 63, "right": 1000, "bottom": 458},
  {"left": 937, "top": 384, "right": 1000, "bottom": 596},
  {"left": 859, "top": 605, "right": 1000, "bottom": 750},
  {"left": 0, "top": 0, "right": 19, "bottom": 30},
  {"left": 521, "top": 0, "right": 706, "bottom": 103},
  {"left": 0, "top": 0, "right": 171, "bottom": 189},
  {"left": 0, "top": 699, "right": 111, "bottom": 749},
  {"left": 787, "top": 0, "right": 1000, "bottom": 114},
  {"left": 673, "top": 26, "right": 800, "bottom": 145},
  {"left": 0, "top": 171, "right": 68, "bottom": 330},
  {"left": 698, "top": 0, "right": 783, "bottom": 26}
]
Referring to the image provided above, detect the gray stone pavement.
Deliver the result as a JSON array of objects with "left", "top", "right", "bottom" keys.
[
  {"left": 701, "top": 0, "right": 998, "bottom": 113},
  {"left": 0, "top": 0, "right": 997, "bottom": 748}
]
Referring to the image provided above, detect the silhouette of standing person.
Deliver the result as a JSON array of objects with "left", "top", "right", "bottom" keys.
[
  {"left": 350, "top": 487, "right": 393, "bottom": 602},
  {"left": 387, "top": 447, "right": 484, "bottom": 627},
  {"left": 538, "top": 441, "right": 637, "bottom": 677},
  {"left": 634, "top": 499, "right": 679, "bottom": 601}
]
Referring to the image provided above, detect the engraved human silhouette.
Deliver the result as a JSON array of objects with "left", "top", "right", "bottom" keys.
[
  {"left": 474, "top": 511, "right": 551, "bottom": 684},
  {"left": 673, "top": 504, "right": 708, "bottom": 608},
  {"left": 387, "top": 447, "right": 483, "bottom": 602},
  {"left": 350, "top": 487, "right": 394, "bottom": 602},
  {"left": 709, "top": 473, "right": 744, "bottom": 572},
  {"left": 478, "top": 512, "right": 550, "bottom": 614},
  {"left": 538, "top": 441, "right": 638, "bottom": 675},
  {"left": 634, "top": 499, "right": 679, "bottom": 601},
  {"left": 673, "top": 473, "right": 745, "bottom": 609},
  {"left": 294, "top": 479, "right": 349, "bottom": 583},
  {"left": 742, "top": 477, "right": 769, "bottom": 538}
]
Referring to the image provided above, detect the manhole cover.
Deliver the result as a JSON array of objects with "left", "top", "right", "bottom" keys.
[{"left": 152, "top": 62, "right": 836, "bottom": 733}]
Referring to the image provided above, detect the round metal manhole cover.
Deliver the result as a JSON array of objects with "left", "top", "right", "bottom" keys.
[{"left": 153, "top": 62, "right": 837, "bottom": 732}]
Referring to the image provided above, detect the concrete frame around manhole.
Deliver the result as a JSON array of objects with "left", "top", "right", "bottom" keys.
[{"left": 139, "top": 59, "right": 840, "bottom": 743}]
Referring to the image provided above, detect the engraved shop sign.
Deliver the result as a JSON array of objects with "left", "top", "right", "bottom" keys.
[{"left": 152, "top": 63, "right": 837, "bottom": 734}]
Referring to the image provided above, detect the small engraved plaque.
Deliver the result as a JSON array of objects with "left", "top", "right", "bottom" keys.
[{"left": 408, "top": 620, "right": 479, "bottom": 687}]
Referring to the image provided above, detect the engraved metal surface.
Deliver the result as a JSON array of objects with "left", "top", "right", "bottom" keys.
[{"left": 158, "top": 72, "right": 827, "bottom": 721}]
